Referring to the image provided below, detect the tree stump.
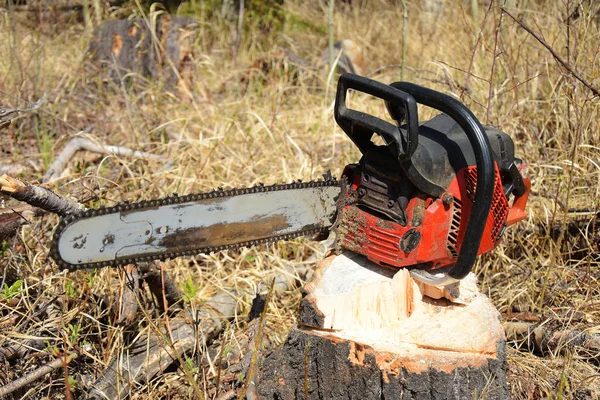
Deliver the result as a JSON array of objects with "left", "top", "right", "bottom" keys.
[
  {"left": 259, "top": 251, "right": 509, "bottom": 399},
  {"left": 87, "top": 15, "right": 197, "bottom": 93}
]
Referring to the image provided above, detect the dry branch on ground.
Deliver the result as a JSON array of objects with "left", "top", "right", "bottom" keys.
[
  {"left": 0, "top": 352, "right": 78, "bottom": 397},
  {"left": 43, "top": 136, "right": 169, "bottom": 183},
  {"left": 0, "top": 175, "right": 84, "bottom": 216}
]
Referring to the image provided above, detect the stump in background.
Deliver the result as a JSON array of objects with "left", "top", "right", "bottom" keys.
[
  {"left": 87, "top": 15, "right": 197, "bottom": 94},
  {"left": 259, "top": 252, "right": 509, "bottom": 399}
]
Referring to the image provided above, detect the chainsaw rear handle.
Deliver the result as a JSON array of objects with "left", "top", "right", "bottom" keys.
[
  {"left": 334, "top": 74, "right": 419, "bottom": 160},
  {"left": 389, "top": 81, "right": 495, "bottom": 285}
]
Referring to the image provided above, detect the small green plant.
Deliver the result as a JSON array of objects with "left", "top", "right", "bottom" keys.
[
  {"left": 0, "top": 240, "right": 8, "bottom": 256},
  {"left": 184, "top": 357, "right": 199, "bottom": 374},
  {"left": 64, "top": 280, "right": 77, "bottom": 299},
  {"left": 67, "top": 375, "right": 77, "bottom": 389},
  {"left": 84, "top": 270, "right": 97, "bottom": 288},
  {"left": 222, "top": 343, "right": 231, "bottom": 358},
  {"left": 67, "top": 323, "right": 83, "bottom": 344},
  {"left": 181, "top": 275, "right": 201, "bottom": 303},
  {"left": 34, "top": 116, "right": 54, "bottom": 172},
  {"left": 2, "top": 280, "right": 23, "bottom": 301}
]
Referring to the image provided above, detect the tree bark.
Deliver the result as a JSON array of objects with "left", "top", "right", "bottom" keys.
[
  {"left": 88, "top": 15, "right": 197, "bottom": 93},
  {"left": 259, "top": 251, "right": 509, "bottom": 399},
  {"left": 0, "top": 175, "right": 84, "bottom": 217},
  {"left": 0, "top": 205, "right": 42, "bottom": 240}
]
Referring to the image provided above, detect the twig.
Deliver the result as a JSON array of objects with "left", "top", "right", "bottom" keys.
[
  {"left": 63, "top": 349, "right": 74, "bottom": 400},
  {"left": 0, "top": 175, "right": 84, "bottom": 216},
  {"left": 327, "top": 0, "right": 335, "bottom": 72},
  {"left": 240, "top": 279, "right": 275, "bottom": 399},
  {"left": 0, "top": 94, "right": 45, "bottom": 120},
  {"left": 232, "top": 0, "right": 244, "bottom": 59},
  {"left": 140, "top": 262, "right": 184, "bottom": 313},
  {"left": 502, "top": 7, "right": 600, "bottom": 97},
  {"left": 43, "top": 136, "right": 170, "bottom": 183},
  {"left": 486, "top": 5, "right": 506, "bottom": 124},
  {"left": 462, "top": 1, "right": 494, "bottom": 100},
  {"left": 400, "top": 0, "right": 408, "bottom": 80},
  {"left": 0, "top": 352, "right": 78, "bottom": 397},
  {"left": 116, "top": 264, "right": 140, "bottom": 325}
]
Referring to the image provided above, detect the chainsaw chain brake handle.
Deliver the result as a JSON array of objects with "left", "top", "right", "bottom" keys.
[
  {"left": 334, "top": 73, "right": 419, "bottom": 161},
  {"left": 334, "top": 74, "right": 495, "bottom": 287}
]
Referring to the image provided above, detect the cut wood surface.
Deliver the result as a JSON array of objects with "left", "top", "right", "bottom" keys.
[{"left": 259, "top": 251, "right": 509, "bottom": 399}]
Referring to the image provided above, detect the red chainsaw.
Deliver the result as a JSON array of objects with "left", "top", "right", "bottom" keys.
[{"left": 50, "top": 74, "right": 530, "bottom": 286}]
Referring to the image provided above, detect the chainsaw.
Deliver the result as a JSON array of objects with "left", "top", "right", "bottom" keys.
[{"left": 49, "top": 74, "right": 530, "bottom": 287}]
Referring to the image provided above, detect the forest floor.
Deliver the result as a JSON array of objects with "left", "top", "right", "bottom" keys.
[{"left": 1, "top": 0, "right": 599, "bottom": 398}]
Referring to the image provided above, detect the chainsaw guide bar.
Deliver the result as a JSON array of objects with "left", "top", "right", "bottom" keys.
[{"left": 50, "top": 179, "right": 341, "bottom": 271}]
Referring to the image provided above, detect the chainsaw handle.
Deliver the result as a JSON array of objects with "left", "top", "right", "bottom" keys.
[
  {"left": 390, "top": 81, "right": 495, "bottom": 283},
  {"left": 334, "top": 74, "right": 419, "bottom": 160}
]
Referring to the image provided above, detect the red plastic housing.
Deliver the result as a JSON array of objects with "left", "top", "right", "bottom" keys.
[{"left": 340, "top": 164, "right": 530, "bottom": 270}]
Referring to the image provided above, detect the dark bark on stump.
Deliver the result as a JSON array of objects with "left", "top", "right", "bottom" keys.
[
  {"left": 259, "top": 329, "right": 509, "bottom": 400},
  {"left": 88, "top": 15, "right": 197, "bottom": 92}
]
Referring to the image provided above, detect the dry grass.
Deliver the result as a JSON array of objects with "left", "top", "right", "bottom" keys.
[{"left": 1, "top": 0, "right": 600, "bottom": 398}]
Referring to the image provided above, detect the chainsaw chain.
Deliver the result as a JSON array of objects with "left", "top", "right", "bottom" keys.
[{"left": 50, "top": 178, "right": 340, "bottom": 271}]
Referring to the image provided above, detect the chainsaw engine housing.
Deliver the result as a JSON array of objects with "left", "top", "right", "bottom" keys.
[
  {"left": 334, "top": 75, "right": 530, "bottom": 279},
  {"left": 339, "top": 115, "right": 529, "bottom": 271}
]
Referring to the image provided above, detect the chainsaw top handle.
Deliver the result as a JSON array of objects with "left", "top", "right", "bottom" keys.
[
  {"left": 334, "top": 74, "right": 495, "bottom": 287},
  {"left": 389, "top": 81, "right": 495, "bottom": 286},
  {"left": 334, "top": 74, "right": 419, "bottom": 160}
]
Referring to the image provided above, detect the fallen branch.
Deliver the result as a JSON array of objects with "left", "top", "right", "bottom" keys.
[
  {"left": 88, "top": 290, "right": 238, "bottom": 399},
  {"left": 0, "top": 175, "right": 84, "bottom": 217},
  {"left": 43, "top": 137, "right": 169, "bottom": 183},
  {"left": 0, "top": 165, "right": 25, "bottom": 175},
  {"left": 503, "top": 7, "right": 600, "bottom": 97},
  {"left": 0, "top": 95, "right": 45, "bottom": 121},
  {"left": 0, "top": 352, "right": 77, "bottom": 397}
]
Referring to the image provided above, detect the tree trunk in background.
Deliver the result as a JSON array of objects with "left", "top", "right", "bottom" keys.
[
  {"left": 87, "top": 15, "right": 197, "bottom": 94},
  {"left": 258, "top": 252, "right": 510, "bottom": 399}
]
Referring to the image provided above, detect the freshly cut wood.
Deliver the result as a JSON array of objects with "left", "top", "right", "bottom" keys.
[
  {"left": 88, "top": 15, "right": 197, "bottom": 93},
  {"left": 0, "top": 174, "right": 84, "bottom": 216},
  {"left": 259, "top": 251, "right": 509, "bottom": 399}
]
